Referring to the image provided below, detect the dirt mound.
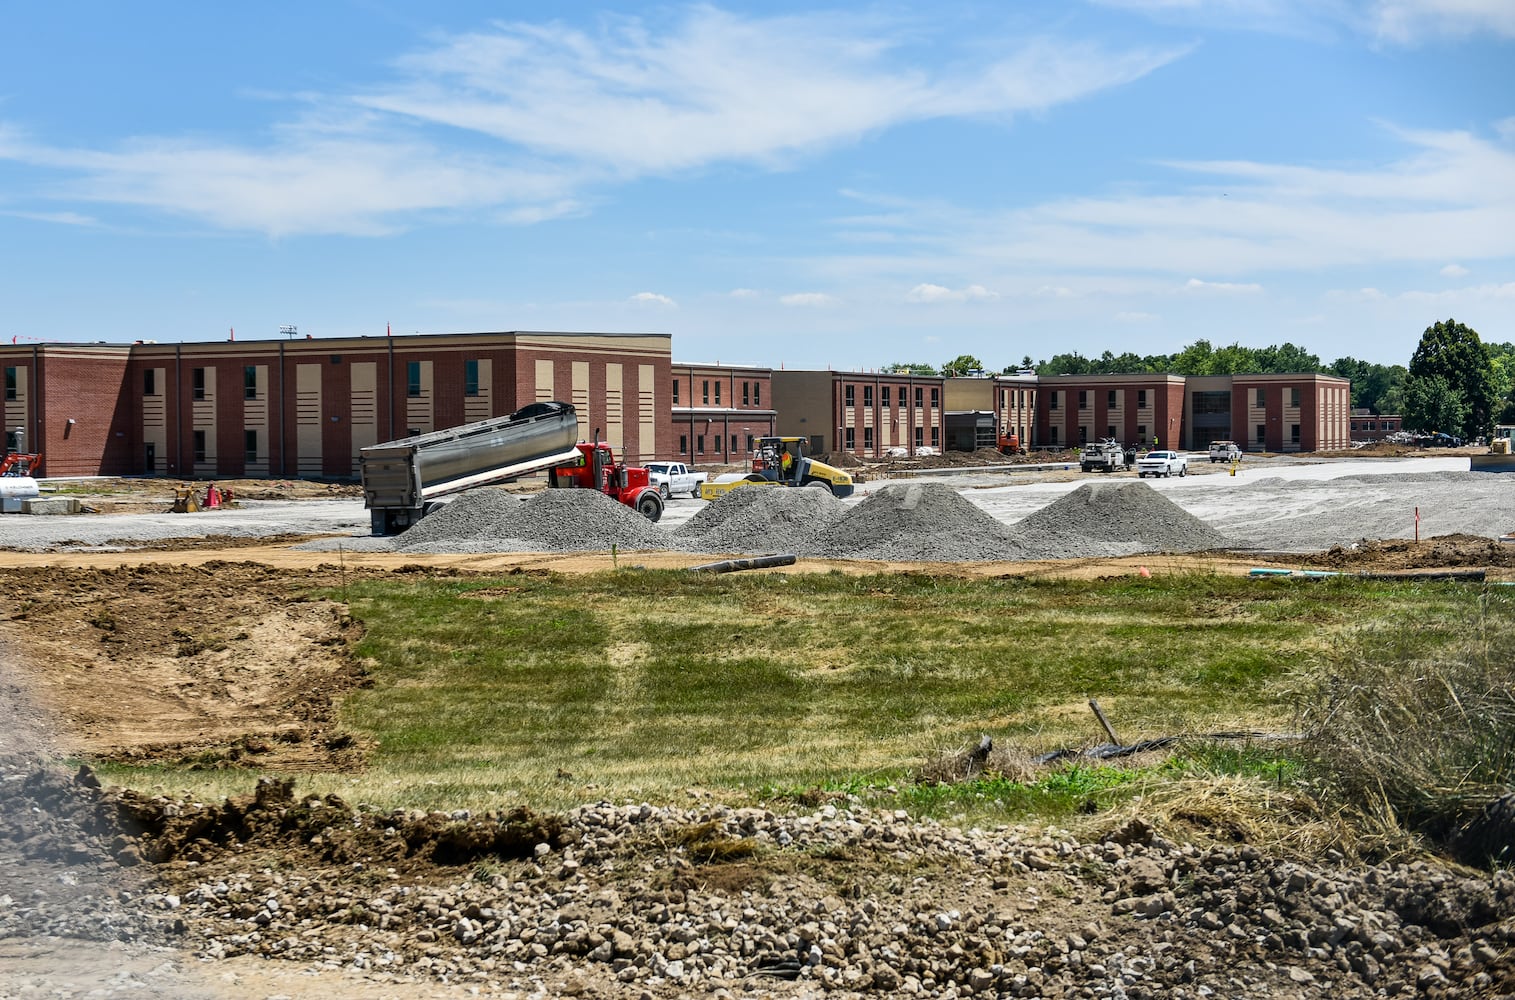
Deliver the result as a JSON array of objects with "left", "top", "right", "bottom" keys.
[
  {"left": 0, "top": 563, "right": 369, "bottom": 770},
  {"left": 1008, "top": 482, "right": 1233, "bottom": 559},
  {"left": 1316, "top": 533, "right": 1515, "bottom": 570},
  {"left": 807, "top": 482, "right": 1029, "bottom": 562},
  {"left": 674, "top": 485, "right": 845, "bottom": 554}
]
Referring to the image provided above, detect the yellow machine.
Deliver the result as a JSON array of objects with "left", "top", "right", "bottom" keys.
[{"left": 699, "top": 436, "right": 854, "bottom": 500}]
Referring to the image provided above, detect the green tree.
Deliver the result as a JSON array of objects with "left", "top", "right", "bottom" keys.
[
  {"left": 940, "top": 354, "right": 985, "bottom": 377},
  {"left": 882, "top": 362, "right": 938, "bottom": 375},
  {"left": 1328, "top": 357, "right": 1407, "bottom": 413},
  {"left": 1408, "top": 318, "right": 1498, "bottom": 439},
  {"left": 1402, "top": 374, "right": 1469, "bottom": 435},
  {"left": 1485, "top": 341, "right": 1515, "bottom": 424}
]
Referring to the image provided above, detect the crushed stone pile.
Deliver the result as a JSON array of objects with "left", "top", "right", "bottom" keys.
[
  {"left": 674, "top": 485, "right": 845, "bottom": 554},
  {"left": 1007, "top": 482, "right": 1234, "bottom": 559},
  {"left": 806, "top": 482, "right": 1031, "bottom": 562},
  {"left": 396, "top": 487, "right": 673, "bottom": 553}
]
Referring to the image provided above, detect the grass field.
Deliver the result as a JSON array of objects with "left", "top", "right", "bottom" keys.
[{"left": 235, "top": 567, "right": 1496, "bottom": 824}]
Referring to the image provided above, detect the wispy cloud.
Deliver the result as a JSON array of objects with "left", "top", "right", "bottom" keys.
[
  {"left": 1440, "top": 262, "right": 1469, "bottom": 277},
  {"left": 629, "top": 291, "right": 677, "bottom": 307},
  {"left": 1371, "top": 0, "right": 1515, "bottom": 42},
  {"left": 1091, "top": 0, "right": 1515, "bottom": 43},
  {"left": 0, "top": 7, "right": 1181, "bottom": 237},
  {"left": 1183, "top": 278, "right": 1264, "bottom": 293}
]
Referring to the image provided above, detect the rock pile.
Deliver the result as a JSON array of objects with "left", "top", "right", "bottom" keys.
[
  {"left": 805, "top": 482, "right": 1030, "bottom": 562},
  {"left": 674, "top": 486, "right": 845, "bottom": 555},
  {"left": 7, "top": 760, "right": 1515, "bottom": 999},
  {"left": 396, "top": 488, "right": 672, "bottom": 553},
  {"left": 1007, "top": 482, "right": 1234, "bottom": 559}
]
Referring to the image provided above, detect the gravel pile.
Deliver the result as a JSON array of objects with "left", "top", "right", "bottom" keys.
[
  {"left": 396, "top": 487, "right": 674, "bottom": 553},
  {"left": 806, "top": 482, "right": 1030, "bottom": 562},
  {"left": 8, "top": 761, "right": 1515, "bottom": 999},
  {"left": 1007, "top": 482, "right": 1235, "bottom": 559},
  {"left": 674, "top": 486, "right": 846, "bottom": 555}
]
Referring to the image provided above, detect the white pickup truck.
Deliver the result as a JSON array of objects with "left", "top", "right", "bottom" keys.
[
  {"left": 1208, "top": 440, "right": 1243, "bottom": 463},
  {"left": 643, "top": 462, "right": 708, "bottom": 499},
  {"left": 1136, "top": 450, "right": 1188, "bottom": 478}
]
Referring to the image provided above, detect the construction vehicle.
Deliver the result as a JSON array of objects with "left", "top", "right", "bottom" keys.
[
  {"left": 997, "top": 428, "right": 1025, "bottom": 455},
  {"left": 545, "top": 439, "right": 664, "bottom": 522},
  {"left": 0, "top": 451, "right": 42, "bottom": 477},
  {"left": 700, "top": 436, "right": 854, "bottom": 500},
  {"left": 1079, "top": 438, "right": 1129, "bottom": 473},
  {"left": 361, "top": 400, "right": 663, "bottom": 534}
]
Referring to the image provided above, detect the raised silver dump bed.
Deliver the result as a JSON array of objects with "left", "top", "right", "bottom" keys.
[{"left": 360, "top": 401, "right": 581, "bottom": 535}]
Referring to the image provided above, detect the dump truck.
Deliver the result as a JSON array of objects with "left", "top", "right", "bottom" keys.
[
  {"left": 700, "top": 436, "right": 854, "bottom": 500},
  {"left": 360, "top": 400, "right": 663, "bottom": 534}
]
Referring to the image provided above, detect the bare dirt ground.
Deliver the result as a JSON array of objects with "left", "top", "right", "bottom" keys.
[{"left": 6, "top": 472, "right": 1515, "bottom": 997}]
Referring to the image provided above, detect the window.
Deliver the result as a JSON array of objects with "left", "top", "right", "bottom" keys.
[
  {"left": 244, "top": 366, "right": 257, "bottom": 400},
  {"left": 845, "top": 385, "right": 855, "bottom": 407},
  {"left": 1050, "top": 392, "right": 1059, "bottom": 411},
  {"left": 1078, "top": 390, "right": 1088, "bottom": 410},
  {"left": 746, "top": 435, "right": 754, "bottom": 452},
  {"left": 680, "top": 434, "right": 688, "bottom": 454},
  {"left": 703, "top": 380, "right": 710, "bottom": 404},
  {"left": 3, "top": 366, "right": 15, "bottom": 401},
  {"left": 1290, "top": 387, "right": 1301, "bottom": 408},
  {"left": 4, "top": 429, "right": 16, "bottom": 451},
  {"left": 930, "top": 388, "right": 939, "bottom": 406},
  {"left": 882, "top": 386, "right": 891, "bottom": 406},
  {"left": 696, "top": 434, "right": 705, "bottom": 454},
  {"left": 1108, "top": 390, "right": 1117, "bottom": 409},
  {"left": 1256, "top": 424, "right": 1266, "bottom": 445},
  {"left": 1138, "top": 389, "right": 1148, "bottom": 408},
  {"left": 464, "top": 359, "right": 480, "bottom": 397},
  {"left": 845, "top": 427, "right": 856, "bottom": 450},
  {"left": 914, "top": 426, "right": 924, "bottom": 447},
  {"left": 193, "top": 430, "right": 207, "bottom": 463},
  {"left": 192, "top": 367, "right": 206, "bottom": 401},
  {"left": 1137, "top": 424, "right": 1147, "bottom": 441},
  {"left": 1050, "top": 426, "right": 1059, "bottom": 445},
  {"left": 742, "top": 382, "right": 750, "bottom": 406},
  {"left": 730, "top": 435, "right": 737, "bottom": 454},
  {"left": 1255, "top": 388, "right": 1266, "bottom": 408},
  {"left": 1367, "top": 421, "right": 1377, "bottom": 432},
  {"left": 407, "top": 361, "right": 422, "bottom": 397},
  {"left": 143, "top": 368, "right": 156, "bottom": 396},
  {"left": 1291, "top": 423, "right": 1301, "bottom": 444},
  {"left": 673, "top": 380, "right": 680, "bottom": 404},
  {"left": 244, "top": 430, "right": 258, "bottom": 463},
  {"left": 715, "top": 436, "right": 723, "bottom": 454},
  {"left": 753, "top": 383, "right": 760, "bottom": 406},
  {"left": 1079, "top": 426, "right": 1088, "bottom": 445},
  {"left": 1107, "top": 425, "right": 1116, "bottom": 438},
  {"left": 863, "top": 386, "right": 874, "bottom": 407},
  {"left": 863, "top": 426, "right": 874, "bottom": 449},
  {"left": 915, "top": 387, "right": 923, "bottom": 408},
  {"left": 931, "top": 426, "right": 940, "bottom": 446},
  {"left": 715, "top": 382, "right": 721, "bottom": 405}
]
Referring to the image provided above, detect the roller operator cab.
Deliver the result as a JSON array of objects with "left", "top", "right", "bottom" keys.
[{"left": 750, "top": 437, "right": 854, "bottom": 497}]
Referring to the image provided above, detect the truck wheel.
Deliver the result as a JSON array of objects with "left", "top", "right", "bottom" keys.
[
  {"left": 1179, "top": 465, "right": 1187, "bottom": 477},
  {"left": 806, "top": 478, "right": 834, "bottom": 494},
  {"left": 659, "top": 483, "right": 671, "bottom": 500},
  {"left": 636, "top": 490, "right": 664, "bottom": 522}
]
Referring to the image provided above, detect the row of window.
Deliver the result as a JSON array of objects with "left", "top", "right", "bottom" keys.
[
  {"left": 1052, "top": 389, "right": 1152, "bottom": 412},
  {"left": 842, "top": 425, "right": 941, "bottom": 450},
  {"left": 672, "top": 379, "right": 763, "bottom": 407},
  {"left": 679, "top": 433, "right": 759, "bottom": 456},
  {"left": 143, "top": 360, "right": 486, "bottom": 402},
  {"left": 842, "top": 385, "right": 940, "bottom": 408},
  {"left": 189, "top": 429, "right": 260, "bottom": 464},
  {"left": 1351, "top": 420, "right": 1399, "bottom": 432}
]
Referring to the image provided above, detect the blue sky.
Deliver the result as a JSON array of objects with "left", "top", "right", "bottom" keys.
[{"left": 2, "top": 1, "right": 1512, "bottom": 371}]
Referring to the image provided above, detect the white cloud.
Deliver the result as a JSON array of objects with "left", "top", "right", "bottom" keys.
[
  {"left": 1115, "top": 310, "right": 1160, "bottom": 322},
  {"left": 728, "top": 288, "right": 760, "bottom": 299},
  {"left": 1371, "top": 0, "right": 1515, "bottom": 42},
  {"left": 1183, "top": 278, "right": 1264, "bottom": 293},
  {"left": 1, "top": 210, "right": 98, "bottom": 227},
  {"left": 780, "top": 292, "right": 837, "bottom": 307},
  {"left": 364, "top": 10, "right": 1185, "bottom": 174},
  {"left": 1440, "top": 263, "right": 1469, "bottom": 277},
  {"left": 905, "top": 282, "right": 998, "bottom": 303},
  {"left": 629, "top": 291, "right": 677, "bottom": 307}
]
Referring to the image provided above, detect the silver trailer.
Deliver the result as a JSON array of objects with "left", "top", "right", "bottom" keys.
[{"left": 360, "top": 401, "right": 581, "bottom": 535}]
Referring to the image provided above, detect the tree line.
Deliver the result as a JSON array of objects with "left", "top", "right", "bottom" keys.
[{"left": 886, "top": 321, "right": 1515, "bottom": 440}]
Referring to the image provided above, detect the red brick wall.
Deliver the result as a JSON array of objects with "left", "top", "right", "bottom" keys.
[{"left": 37, "top": 352, "right": 134, "bottom": 476}]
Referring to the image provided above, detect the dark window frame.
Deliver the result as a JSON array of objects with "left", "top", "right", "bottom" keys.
[{"left": 463, "top": 359, "right": 480, "bottom": 398}]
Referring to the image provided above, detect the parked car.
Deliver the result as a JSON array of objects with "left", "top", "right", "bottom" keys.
[
  {"left": 1424, "top": 432, "right": 1463, "bottom": 448},
  {"left": 1136, "top": 450, "right": 1188, "bottom": 478},
  {"left": 643, "top": 462, "right": 708, "bottom": 499}
]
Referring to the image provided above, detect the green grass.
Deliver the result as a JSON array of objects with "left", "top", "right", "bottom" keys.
[{"left": 90, "top": 569, "right": 1508, "bottom": 821}]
